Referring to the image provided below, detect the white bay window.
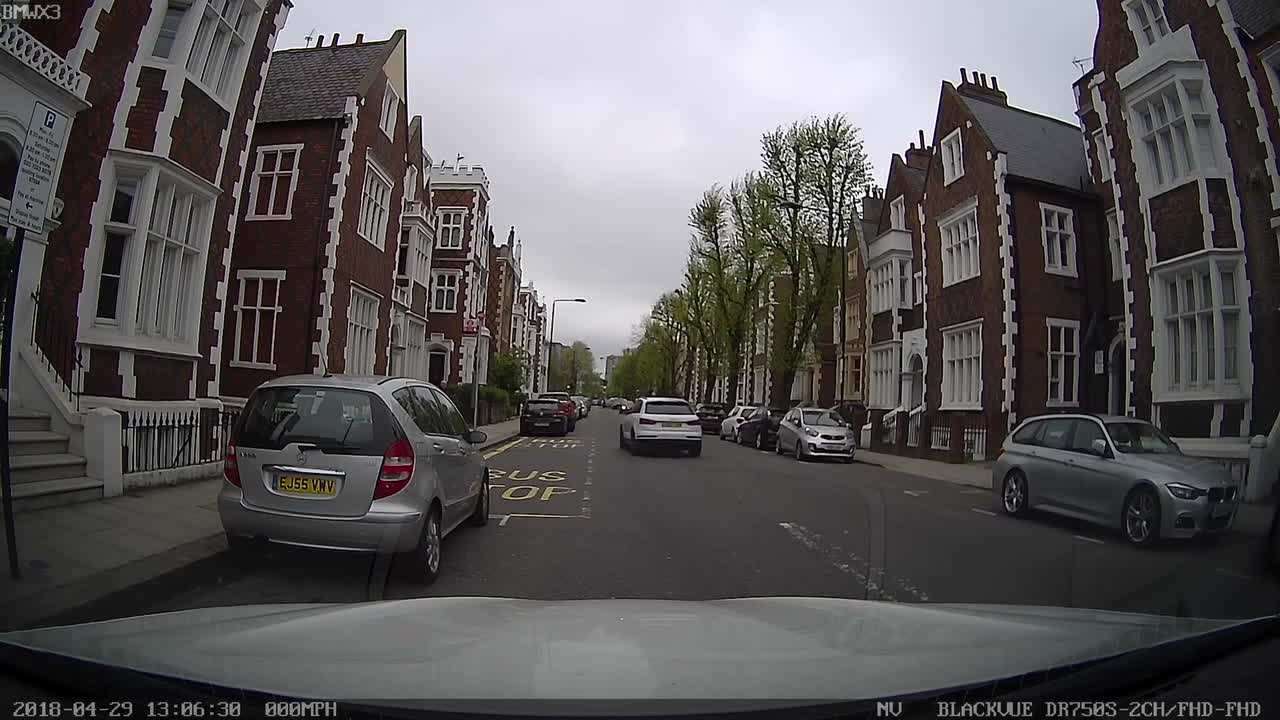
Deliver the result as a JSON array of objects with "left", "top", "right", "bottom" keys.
[
  {"left": 1159, "top": 256, "right": 1243, "bottom": 396},
  {"left": 91, "top": 163, "right": 212, "bottom": 350},
  {"left": 942, "top": 321, "right": 982, "bottom": 410},
  {"left": 870, "top": 345, "right": 900, "bottom": 409},
  {"left": 186, "top": 0, "right": 259, "bottom": 98},
  {"left": 1131, "top": 77, "right": 1222, "bottom": 192},
  {"left": 405, "top": 316, "right": 426, "bottom": 379}
]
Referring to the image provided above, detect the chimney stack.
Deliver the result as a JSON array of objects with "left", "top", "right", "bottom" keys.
[
  {"left": 918, "top": 129, "right": 926, "bottom": 148},
  {"left": 979, "top": 72, "right": 988, "bottom": 87},
  {"left": 960, "top": 68, "right": 969, "bottom": 84},
  {"left": 316, "top": 34, "right": 325, "bottom": 47},
  {"left": 355, "top": 33, "right": 364, "bottom": 44},
  {"left": 990, "top": 76, "right": 999, "bottom": 91},
  {"left": 332, "top": 33, "right": 340, "bottom": 46},
  {"left": 956, "top": 67, "right": 1009, "bottom": 106}
]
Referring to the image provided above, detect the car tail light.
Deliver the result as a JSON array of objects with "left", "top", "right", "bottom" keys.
[
  {"left": 375, "top": 436, "right": 415, "bottom": 499},
  {"left": 224, "top": 442, "right": 241, "bottom": 487},
  {"left": 638, "top": 417, "right": 657, "bottom": 425}
]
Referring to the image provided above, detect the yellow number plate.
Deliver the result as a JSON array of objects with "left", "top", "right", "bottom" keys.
[{"left": 276, "top": 475, "right": 337, "bottom": 496}]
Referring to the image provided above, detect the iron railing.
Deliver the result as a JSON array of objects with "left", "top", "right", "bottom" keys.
[
  {"left": 962, "top": 413, "right": 989, "bottom": 461},
  {"left": 930, "top": 422, "right": 951, "bottom": 451},
  {"left": 122, "top": 407, "right": 239, "bottom": 474},
  {"left": 907, "top": 409, "right": 923, "bottom": 447},
  {"left": 880, "top": 409, "right": 898, "bottom": 446},
  {"left": 30, "top": 288, "right": 83, "bottom": 410}
]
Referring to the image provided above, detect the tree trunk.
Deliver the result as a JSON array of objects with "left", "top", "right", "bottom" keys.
[
  {"left": 725, "top": 355, "right": 743, "bottom": 408},
  {"left": 778, "top": 368, "right": 797, "bottom": 409}
]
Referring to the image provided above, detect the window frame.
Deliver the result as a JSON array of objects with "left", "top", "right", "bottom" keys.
[
  {"left": 1128, "top": 74, "right": 1224, "bottom": 194},
  {"left": 940, "top": 320, "right": 983, "bottom": 411},
  {"left": 357, "top": 157, "right": 393, "bottom": 250},
  {"left": 1155, "top": 254, "right": 1245, "bottom": 400},
  {"left": 184, "top": 0, "right": 261, "bottom": 102},
  {"left": 150, "top": 1, "right": 193, "bottom": 60},
  {"left": 938, "top": 198, "right": 980, "bottom": 287},
  {"left": 87, "top": 161, "right": 215, "bottom": 355},
  {"left": 229, "top": 269, "right": 285, "bottom": 370},
  {"left": 941, "top": 127, "right": 964, "bottom": 185},
  {"left": 1125, "top": 0, "right": 1171, "bottom": 49},
  {"left": 1040, "top": 203, "right": 1078, "bottom": 278},
  {"left": 431, "top": 270, "right": 462, "bottom": 313},
  {"left": 245, "top": 143, "right": 302, "bottom": 221},
  {"left": 869, "top": 343, "right": 900, "bottom": 410},
  {"left": 379, "top": 81, "right": 399, "bottom": 140},
  {"left": 1046, "top": 318, "right": 1081, "bottom": 408},
  {"left": 889, "top": 195, "right": 906, "bottom": 231},
  {"left": 344, "top": 285, "right": 380, "bottom": 375},
  {"left": 436, "top": 207, "right": 466, "bottom": 250}
]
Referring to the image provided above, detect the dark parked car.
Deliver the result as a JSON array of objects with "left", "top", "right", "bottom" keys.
[
  {"left": 694, "top": 402, "right": 728, "bottom": 433},
  {"left": 829, "top": 401, "right": 867, "bottom": 434},
  {"left": 737, "top": 406, "right": 787, "bottom": 450},
  {"left": 520, "top": 398, "right": 570, "bottom": 436}
]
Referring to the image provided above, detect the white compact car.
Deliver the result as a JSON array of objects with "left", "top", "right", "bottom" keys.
[
  {"left": 618, "top": 397, "right": 702, "bottom": 457},
  {"left": 718, "top": 406, "right": 757, "bottom": 441}
]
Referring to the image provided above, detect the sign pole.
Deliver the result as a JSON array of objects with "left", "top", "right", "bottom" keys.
[{"left": 1, "top": 227, "right": 26, "bottom": 580}]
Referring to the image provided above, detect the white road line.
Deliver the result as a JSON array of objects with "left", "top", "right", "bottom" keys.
[
  {"left": 903, "top": 490, "right": 927, "bottom": 497},
  {"left": 778, "top": 521, "right": 931, "bottom": 602},
  {"left": 1215, "top": 567, "right": 1258, "bottom": 581},
  {"left": 489, "top": 484, "right": 506, "bottom": 489},
  {"left": 1073, "top": 534, "right": 1105, "bottom": 545},
  {"left": 490, "top": 514, "right": 510, "bottom": 526},
  {"left": 582, "top": 490, "right": 591, "bottom": 501},
  {"left": 585, "top": 477, "right": 592, "bottom": 485},
  {"left": 970, "top": 508, "right": 997, "bottom": 517},
  {"left": 960, "top": 489, "right": 988, "bottom": 494}
]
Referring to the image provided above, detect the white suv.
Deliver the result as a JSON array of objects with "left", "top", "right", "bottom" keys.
[{"left": 618, "top": 397, "right": 702, "bottom": 457}]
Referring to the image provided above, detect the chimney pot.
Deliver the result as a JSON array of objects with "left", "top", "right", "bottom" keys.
[
  {"left": 918, "top": 129, "right": 926, "bottom": 148},
  {"left": 316, "top": 34, "right": 325, "bottom": 47},
  {"left": 332, "top": 33, "right": 340, "bottom": 45},
  {"left": 355, "top": 33, "right": 364, "bottom": 44},
  {"left": 991, "top": 76, "right": 1000, "bottom": 91},
  {"left": 960, "top": 68, "right": 969, "bottom": 84},
  {"left": 979, "top": 72, "right": 988, "bottom": 87}
]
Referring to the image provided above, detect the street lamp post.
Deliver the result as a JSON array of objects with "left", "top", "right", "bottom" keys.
[{"left": 548, "top": 298, "right": 586, "bottom": 393}]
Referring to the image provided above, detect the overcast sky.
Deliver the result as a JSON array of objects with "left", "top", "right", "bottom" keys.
[{"left": 277, "top": 1, "right": 1098, "bottom": 373}]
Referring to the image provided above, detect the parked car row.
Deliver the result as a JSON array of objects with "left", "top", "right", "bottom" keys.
[{"left": 717, "top": 405, "right": 857, "bottom": 463}]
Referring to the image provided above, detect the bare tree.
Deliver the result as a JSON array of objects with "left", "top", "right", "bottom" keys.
[{"left": 759, "top": 115, "right": 868, "bottom": 404}]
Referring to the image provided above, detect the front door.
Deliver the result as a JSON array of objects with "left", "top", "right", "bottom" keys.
[{"left": 428, "top": 351, "right": 447, "bottom": 386}]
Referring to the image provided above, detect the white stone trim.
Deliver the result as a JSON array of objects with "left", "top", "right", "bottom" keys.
[
  {"left": 208, "top": 1, "right": 288, "bottom": 397},
  {"left": 67, "top": 0, "right": 114, "bottom": 73},
  {"left": 1090, "top": 75, "right": 1137, "bottom": 417},
  {"left": 917, "top": 200, "right": 929, "bottom": 405},
  {"left": 1217, "top": 5, "right": 1280, "bottom": 212},
  {"left": 119, "top": 350, "right": 136, "bottom": 399},
  {"left": 313, "top": 95, "right": 359, "bottom": 373},
  {"left": 994, "top": 153, "right": 1017, "bottom": 427},
  {"left": 108, "top": 6, "right": 168, "bottom": 151}
]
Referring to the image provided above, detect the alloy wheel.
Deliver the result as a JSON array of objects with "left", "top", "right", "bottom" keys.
[
  {"left": 1002, "top": 472, "right": 1026, "bottom": 514},
  {"left": 423, "top": 513, "right": 441, "bottom": 575},
  {"left": 1125, "top": 490, "right": 1159, "bottom": 544}
]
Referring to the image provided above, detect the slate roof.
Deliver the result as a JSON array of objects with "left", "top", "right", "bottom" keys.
[
  {"left": 1226, "top": 0, "right": 1280, "bottom": 38},
  {"left": 257, "top": 41, "right": 393, "bottom": 123},
  {"left": 961, "top": 95, "right": 1090, "bottom": 191}
]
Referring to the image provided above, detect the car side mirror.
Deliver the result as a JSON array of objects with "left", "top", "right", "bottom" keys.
[
  {"left": 466, "top": 430, "right": 488, "bottom": 445},
  {"left": 1090, "top": 438, "right": 1109, "bottom": 457}
]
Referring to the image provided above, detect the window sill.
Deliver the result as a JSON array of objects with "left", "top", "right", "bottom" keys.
[
  {"left": 1154, "top": 385, "right": 1246, "bottom": 403},
  {"left": 229, "top": 361, "right": 277, "bottom": 371},
  {"left": 941, "top": 275, "right": 980, "bottom": 289},
  {"left": 436, "top": 243, "right": 464, "bottom": 251},
  {"left": 81, "top": 324, "right": 203, "bottom": 359},
  {"left": 244, "top": 214, "right": 292, "bottom": 222},
  {"left": 943, "top": 173, "right": 963, "bottom": 187},
  {"left": 1044, "top": 265, "right": 1078, "bottom": 279},
  {"left": 430, "top": 308, "right": 458, "bottom": 314}
]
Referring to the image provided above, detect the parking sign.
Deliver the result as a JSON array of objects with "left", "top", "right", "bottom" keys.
[{"left": 11, "top": 102, "right": 70, "bottom": 234}]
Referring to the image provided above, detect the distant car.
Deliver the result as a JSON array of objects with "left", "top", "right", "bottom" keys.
[
  {"left": 520, "top": 398, "right": 570, "bottom": 436},
  {"left": 992, "top": 414, "right": 1242, "bottom": 546},
  {"left": 776, "top": 407, "right": 856, "bottom": 463},
  {"left": 719, "top": 406, "right": 757, "bottom": 442},
  {"left": 694, "top": 403, "right": 729, "bottom": 433},
  {"left": 737, "top": 407, "right": 786, "bottom": 450},
  {"left": 828, "top": 401, "right": 868, "bottom": 434},
  {"left": 537, "top": 392, "right": 577, "bottom": 431},
  {"left": 619, "top": 397, "right": 702, "bottom": 457},
  {"left": 219, "top": 375, "right": 490, "bottom": 585}
]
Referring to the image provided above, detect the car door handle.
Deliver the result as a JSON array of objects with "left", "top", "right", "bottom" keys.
[{"left": 432, "top": 443, "right": 445, "bottom": 452}]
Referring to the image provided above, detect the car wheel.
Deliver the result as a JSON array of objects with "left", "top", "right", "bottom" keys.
[
  {"left": 795, "top": 440, "right": 806, "bottom": 462},
  {"left": 1124, "top": 486, "right": 1161, "bottom": 546},
  {"left": 470, "top": 473, "right": 490, "bottom": 526},
  {"left": 629, "top": 430, "right": 640, "bottom": 456},
  {"left": 1001, "top": 470, "right": 1028, "bottom": 516},
  {"left": 689, "top": 444, "right": 702, "bottom": 458},
  {"left": 403, "top": 506, "right": 443, "bottom": 585},
  {"left": 619, "top": 426, "right": 627, "bottom": 448}
]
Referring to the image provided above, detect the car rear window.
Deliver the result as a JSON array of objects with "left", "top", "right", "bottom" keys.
[
  {"left": 236, "top": 386, "right": 399, "bottom": 455},
  {"left": 526, "top": 400, "right": 561, "bottom": 410},
  {"left": 645, "top": 401, "right": 693, "bottom": 415}
]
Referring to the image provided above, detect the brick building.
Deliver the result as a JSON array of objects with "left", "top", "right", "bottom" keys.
[
  {"left": 835, "top": 186, "right": 877, "bottom": 406},
  {"left": 917, "top": 70, "right": 1105, "bottom": 459},
  {"left": 427, "top": 160, "right": 492, "bottom": 387},
  {"left": 218, "top": 30, "right": 418, "bottom": 405},
  {"left": 1073, "top": 0, "right": 1279, "bottom": 450},
  {"left": 486, "top": 226, "right": 521, "bottom": 355},
  {"left": 512, "top": 283, "right": 546, "bottom": 395},
  {"left": 5, "top": 1, "right": 290, "bottom": 505},
  {"left": 865, "top": 138, "right": 931, "bottom": 433}
]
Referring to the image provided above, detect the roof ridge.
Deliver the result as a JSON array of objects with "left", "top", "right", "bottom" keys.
[
  {"left": 962, "top": 94, "right": 1080, "bottom": 131},
  {"left": 273, "top": 39, "right": 392, "bottom": 55}
]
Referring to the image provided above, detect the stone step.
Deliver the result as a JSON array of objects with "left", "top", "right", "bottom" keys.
[
  {"left": 10, "top": 453, "right": 89, "bottom": 484},
  {"left": 7, "top": 408, "right": 51, "bottom": 433},
  {"left": 1, "top": 476, "right": 104, "bottom": 513},
  {"left": 7, "top": 430, "right": 70, "bottom": 456}
]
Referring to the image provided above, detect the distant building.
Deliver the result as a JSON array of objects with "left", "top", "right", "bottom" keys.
[
  {"left": 428, "top": 160, "right": 492, "bottom": 386},
  {"left": 486, "top": 226, "right": 521, "bottom": 355},
  {"left": 604, "top": 354, "right": 622, "bottom": 382}
]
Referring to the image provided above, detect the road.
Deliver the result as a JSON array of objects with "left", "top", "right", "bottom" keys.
[{"left": 48, "top": 409, "right": 1280, "bottom": 623}]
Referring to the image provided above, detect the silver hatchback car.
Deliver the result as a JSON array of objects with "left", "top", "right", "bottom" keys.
[
  {"left": 219, "top": 375, "right": 490, "bottom": 583},
  {"left": 992, "top": 413, "right": 1240, "bottom": 545},
  {"left": 775, "top": 407, "right": 857, "bottom": 462}
]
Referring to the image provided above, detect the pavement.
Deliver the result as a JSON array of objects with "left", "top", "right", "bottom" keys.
[
  {"left": 12, "top": 408, "right": 1278, "bottom": 632},
  {"left": 0, "top": 416, "right": 522, "bottom": 631}
]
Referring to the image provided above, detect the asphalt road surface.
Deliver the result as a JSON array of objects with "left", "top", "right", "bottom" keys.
[{"left": 46, "top": 410, "right": 1280, "bottom": 624}]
